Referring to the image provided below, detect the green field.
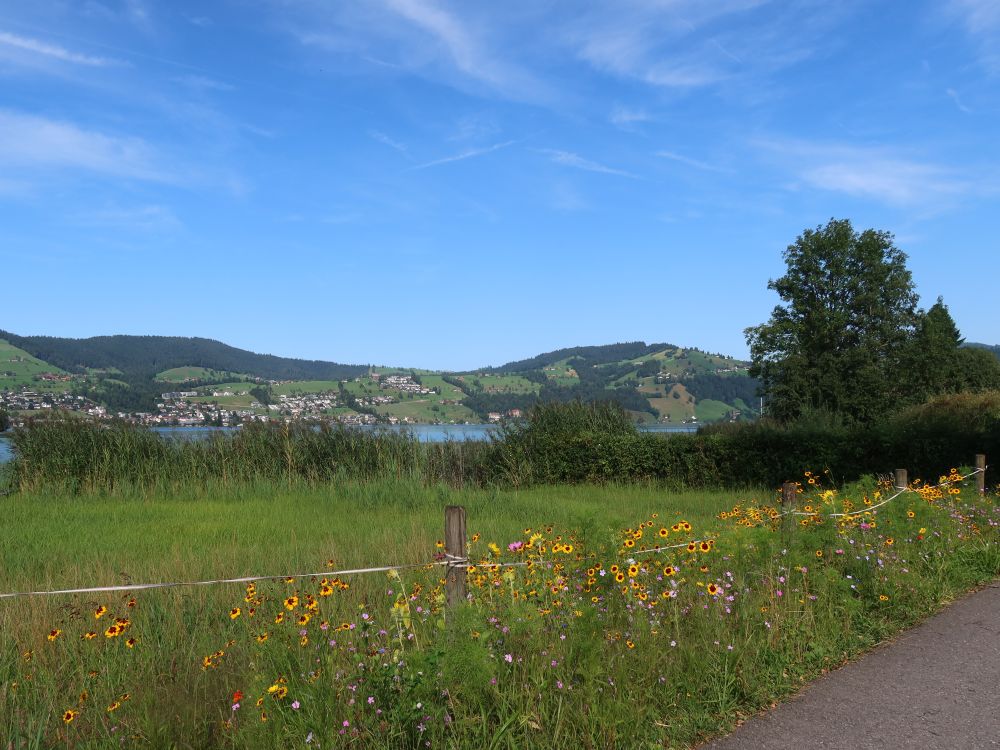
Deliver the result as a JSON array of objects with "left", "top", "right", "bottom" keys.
[
  {"left": 2, "top": 473, "right": 996, "bottom": 748},
  {"left": 695, "top": 398, "right": 734, "bottom": 422},
  {"left": 271, "top": 381, "right": 343, "bottom": 396},
  {"left": 455, "top": 374, "right": 540, "bottom": 395},
  {"left": 0, "top": 339, "right": 73, "bottom": 392},
  {"left": 156, "top": 367, "right": 249, "bottom": 383}
]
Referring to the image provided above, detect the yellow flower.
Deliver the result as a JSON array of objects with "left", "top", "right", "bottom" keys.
[
  {"left": 230, "top": 607, "right": 241, "bottom": 620},
  {"left": 94, "top": 605, "right": 108, "bottom": 619},
  {"left": 283, "top": 596, "right": 298, "bottom": 611},
  {"left": 62, "top": 709, "right": 79, "bottom": 724},
  {"left": 47, "top": 629, "right": 62, "bottom": 642}
]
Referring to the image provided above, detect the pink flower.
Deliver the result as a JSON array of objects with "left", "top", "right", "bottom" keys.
[
  {"left": 504, "top": 653, "right": 513, "bottom": 663},
  {"left": 777, "top": 590, "right": 783, "bottom": 597},
  {"left": 292, "top": 701, "right": 300, "bottom": 710},
  {"left": 508, "top": 541, "right": 524, "bottom": 552}
]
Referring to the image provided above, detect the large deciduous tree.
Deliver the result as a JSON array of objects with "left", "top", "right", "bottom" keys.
[{"left": 745, "top": 219, "right": 919, "bottom": 424}]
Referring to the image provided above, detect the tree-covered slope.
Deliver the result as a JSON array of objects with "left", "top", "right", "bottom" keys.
[{"left": 0, "top": 331, "right": 368, "bottom": 381}]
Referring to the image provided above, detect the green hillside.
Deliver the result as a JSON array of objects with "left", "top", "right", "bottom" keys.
[
  {"left": 0, "top": 332, "right": 763, "bottom": 424},
  {"left": 0, "top": 339, "right": 74, "bottom": 393}
]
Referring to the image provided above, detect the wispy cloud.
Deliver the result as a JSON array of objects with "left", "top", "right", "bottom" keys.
[
  {"left": 369, "top": 130, "right": 410, "bottom": 156},
  {"left": 409, "top": 139, "right": 515, "bottom": 170},
  {"left": 609, "top": 105, "right": 653, "bottom": 129},
  {"left": 0, "top": 30, "right": 120, "bottom": 67},
  {"left": 564, "top": 0, "right": 842, "bottom": 90},
  {"left": 541, "top": 149, "right": 638, "bottom": 179},
  {"left": 946, "top": 0, "right": 1000, "bottom": 72},
  {"left": 170, "top": 74, "right": 235, "bottom": 92},
  {"left": 0, "top": 110, "right": 173, "bottom": 182},
  {"left": 656, "top": 150, "right": 726, "bottom": 173},
  {"left": 758, "top": 138, "right": 976, "bottom": 207},
  {"left": 946, "top": 87, "right": 973, "bottom": 113},
  {"left": 71, "top": 204, "right": 181, "bottom": 232}
]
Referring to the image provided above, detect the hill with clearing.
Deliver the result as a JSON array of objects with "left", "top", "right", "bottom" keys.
[{"left": 1, "top": 333, "right": 765, "bottom": 424}]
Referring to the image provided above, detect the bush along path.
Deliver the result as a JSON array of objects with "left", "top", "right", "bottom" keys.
[{"left": 705, "top": 579, "right": 1000, "bottom": 749}]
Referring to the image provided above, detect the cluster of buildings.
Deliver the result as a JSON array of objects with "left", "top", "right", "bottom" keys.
[
  {"left": 373, "top": 373, "right": 435, "bottom": 394},
  {"left": 0, "top": 390, "right": 103, "bottom": 425}
]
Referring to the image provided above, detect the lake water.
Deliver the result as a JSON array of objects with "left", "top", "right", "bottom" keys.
[{"left": 0, "top": 423, "right": 696, "bottom": 465}]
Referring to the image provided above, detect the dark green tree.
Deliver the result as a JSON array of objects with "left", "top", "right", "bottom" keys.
[
  {"left": 0, "top": 407, "right": 10, "bottom": 432},
  {"left": 745, "top": 219, "right": 919, "bottom": 424},
  {"left": 899, "top": 298, "right": 1000, "bottom": 403}
]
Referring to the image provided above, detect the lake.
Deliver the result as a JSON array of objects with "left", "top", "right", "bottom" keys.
[{"left": 0, "top": 423, "right": 697, "bottom": 465}]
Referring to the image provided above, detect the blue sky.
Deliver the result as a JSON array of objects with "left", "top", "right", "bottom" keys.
[{"left": 1, "top": 0, "right": 997, "bottom": 370}]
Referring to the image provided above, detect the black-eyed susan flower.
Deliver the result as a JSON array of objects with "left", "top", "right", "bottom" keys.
[
  {"left": 283, "top": 596, "right": 298, "bottom": 611},
  {"left": 125, "top": 638, "right": 137, "bottom": 649},
  {"left": 62, "top": 709, "right": 78, "bottom": 724},
  {"left": 47, "top": 629, "right": 62, "bottom": 642},
  {"left": 82, "top": 631, "right": 97, "bottom": 640},
  {"left": 94, "top": 605, "right": 108, "bottom": 619},
  {"left": 663, "top": 566, "right": 676, "bottom": 577},
  {"left": 230, "top": 607, "right": 241, "bottom": 620},
  {"left": 707, "top": 583, "right": 721, "bottom": 596}
]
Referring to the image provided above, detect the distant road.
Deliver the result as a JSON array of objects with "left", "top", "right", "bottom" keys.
[{"left": 705, "top": 581, "right": 1000, "bottom": 749}]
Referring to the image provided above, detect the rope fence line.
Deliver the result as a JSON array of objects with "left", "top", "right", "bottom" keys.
[
  {"left": 777, "top": 466, "right": 986, "bottom": 519},
  {"left": 0, "top": 463, "right": 988, "bottom": 601}
]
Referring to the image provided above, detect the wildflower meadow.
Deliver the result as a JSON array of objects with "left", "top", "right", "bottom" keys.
[{"left": 2, "top": 468, "right": 997, "bottom": 748}]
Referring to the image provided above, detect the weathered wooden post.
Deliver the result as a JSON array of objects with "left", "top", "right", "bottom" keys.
[
  {"left": 975, "top": 454, "right": 986, "bottom": 495},
  {"left": 445, "top": 505, "right": 467, "bottom": 607},
  {"left": 781, "top": 482, "right": 797, "bottom": 537},
  {"left": 894, "top": 468, "right": 908, "bottom": 490}
]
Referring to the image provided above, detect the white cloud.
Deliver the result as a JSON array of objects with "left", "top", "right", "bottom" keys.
[
  {"left": 609, "top": 105, "right": 653, "bottom": 128},
  {"left": 758, "top": 139, "right": 975, "bottom": 207},
  {"left": 170, "top": 74, "right": 235, "bottom": 92},
  {"left": 656, "top": 150, "right": 725, "bottom": 172},
  {"left": 946, "top": 87, "right": 973, "bottom": 113},
  {"left": 541, "top": 149, "right": 637, "bottom": 178},
  {"left": 946, "top": 0, "right": 1000, "bottom": 72},
  {"left": 0, "top": 110, "right": 172, "bottom": 182},
  {"left": 369, "top": 130, "right": 409, "bottom": 155},
  {"left": 71, "top": 204, "right": 181, "bottom": 231},
  {"left": 409, "top": 140, "right": 515, "bottom": 170},
  {"left": 0, "top": 30, "right": 120, "bottom": 67}
]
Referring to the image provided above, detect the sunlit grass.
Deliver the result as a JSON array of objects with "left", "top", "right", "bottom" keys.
[{"left": 2, "top": 475, "right": 997, "bottom": 748}]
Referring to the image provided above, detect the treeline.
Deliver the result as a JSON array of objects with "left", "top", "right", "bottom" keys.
[
  {"left": 491, "top": 341, "right": 673, "bottom": 373},
  {"left": 9, "top": 397, "right": 997, "bottom": 494},
  {"left": 0, "top": 331, "right": 368, "bottom": 381}
]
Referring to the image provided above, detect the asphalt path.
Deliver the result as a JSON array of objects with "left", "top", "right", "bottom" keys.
[{"left": 705, "top": 581, "right": 1000, "bottom": 750}]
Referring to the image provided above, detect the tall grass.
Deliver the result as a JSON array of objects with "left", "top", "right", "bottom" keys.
[
  {"left": 9, "top": 393, "right": 1000, "bottom": 494},
  {"left": 2, "top": 478, "right": 996, "bottom": 748}
]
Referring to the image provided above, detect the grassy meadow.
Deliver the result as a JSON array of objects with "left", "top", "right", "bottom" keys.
[{"left": 2, "top": 472, "right": 997, "bottom": 749}]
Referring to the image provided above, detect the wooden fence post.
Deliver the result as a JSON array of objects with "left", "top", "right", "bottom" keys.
[
  {"left": 781, "top": 482, "right": 797, "bottom": 537},
  {"left": 445, "top": 505, "right": 467, "bottom": 608},
  {"left": 894, "top": 469, "right": 908, "bottom": 490},
  {"left": 975, "top": 454, "right": 986, "bottom": 495}
]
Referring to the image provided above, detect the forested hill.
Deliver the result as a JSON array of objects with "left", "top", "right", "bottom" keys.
[
  {"left": 492, "top": 342, "right": 674, "bottom": 373},
  {"left": 0, "top": 331, "right": 368, "bottom": 381},
  {"left": 967, "top": 343, "right": 1000, "bottom": 359}
]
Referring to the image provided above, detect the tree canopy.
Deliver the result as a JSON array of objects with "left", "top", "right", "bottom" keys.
[
  {"left": 747, "top": 220, "right": 1000, "bottom": 424},
  {"left": 745, "top": 219, "right": 919, "bottom": 423}
]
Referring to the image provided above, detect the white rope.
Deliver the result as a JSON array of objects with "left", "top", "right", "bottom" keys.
[
  {"left": 630, "top": 538, "right": 714, "bottom": 557},
  {"left": 1, "top": 469, "right": 986, "bottom": 599},
  {"left": 779, "top": 466, "right": 985, "bottom": 519},
  {"left": 0, "top": 561, "right": 444, "bottom": 600}
]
